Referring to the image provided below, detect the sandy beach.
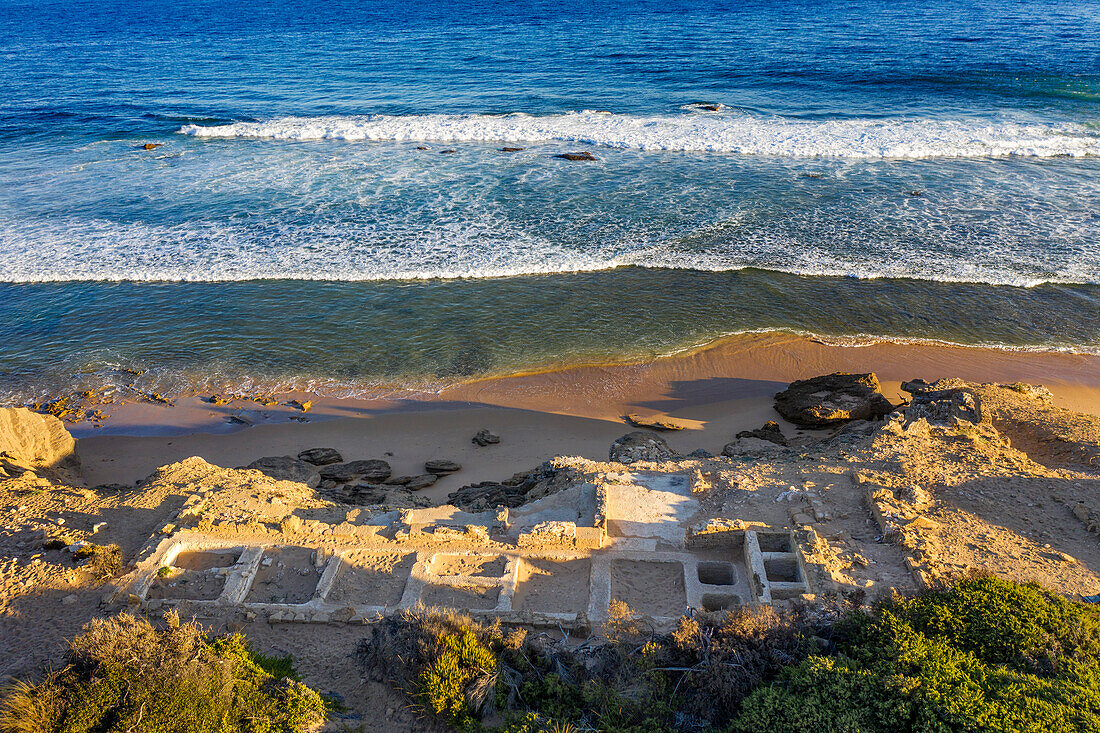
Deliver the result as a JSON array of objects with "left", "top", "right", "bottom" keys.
[{"left": 76, "top": 332, "right": 1100, "bottom": 503}]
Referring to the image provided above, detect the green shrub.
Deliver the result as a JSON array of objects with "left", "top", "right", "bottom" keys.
[
  {"left": 0, "top": 611, "right": 327, "bottom": 733},
  {"left": 416, "top": 627, "right": 499, "bottom": 730},
  {"left": 733, "top": 577, "right": 1100, "bottom": 733}
]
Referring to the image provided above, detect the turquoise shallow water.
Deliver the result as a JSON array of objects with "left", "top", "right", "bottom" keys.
[{"left": 1, "top": 0, "right": 1098, "bottom": 401}]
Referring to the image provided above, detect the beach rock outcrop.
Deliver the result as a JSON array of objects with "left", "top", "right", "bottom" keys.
[
  {"left": 425, "top": 459, "right": 461, "bottom": 475},
  {"left": 243, "top": 456, "right": 320, "bottom": 488},
  {"left": 625, "top": 414, "right": 686, "bottom": 431},
  {"left": 297, "top": 447, "right": 343, "bottom": 465},
  {"left": 609, "top": 431, "right": 677, "bottom": 464},
  {"left": 447, "top": 461, "right": 578, "bottom": 511},
  {"left": 320, "top": 459, "right": 391, "bottom": 483},
  {"left": 774, "top": 372, "right": 894, "bottom": 426},
  {"left": 735, "top": 421, "right": 788, "bottom": 446},
  {"left": 0, "top": 407, "right": 80, "bottom": 480},
  {"left": 472, "top": 429, "right": 500, "bottom": 446},
  {"left": 901, "top": 380, "right": 984, "bottom": 426}
]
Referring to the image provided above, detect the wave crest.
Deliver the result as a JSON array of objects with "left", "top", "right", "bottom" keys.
[{"left": 180, "top": 111, "right": 1100, "bottom": 159}]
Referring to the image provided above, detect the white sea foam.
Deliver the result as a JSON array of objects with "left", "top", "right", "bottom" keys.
[
  {"left": 180, "top": 111, "right": 1100, "bottom": 159},
  {"left": 0, "top": 214, "right": 1096, "bottom": 287}
]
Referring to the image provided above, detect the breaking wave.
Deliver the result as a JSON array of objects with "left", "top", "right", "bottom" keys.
[{"left": 181, "top": 111, "right": 1100, "bottom": 159}]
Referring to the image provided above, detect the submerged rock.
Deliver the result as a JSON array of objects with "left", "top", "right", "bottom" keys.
[
  {"left": 554, "top": 151, "right": 597, "bottom": 161},
  {"left": 501, "top": 147, "right": 525, "bottom": 152},
  {"left": 774, "top": 372, "right": 895, "bottom": 426},
  {"left": 297, "top": 447, "right": 343, "bottom": 465},
  {"left": 243, "top": 456, "right": 320, "bottom": 488},
  {"left": 609, "top": 431, "right": 677, "bottom": 464}
]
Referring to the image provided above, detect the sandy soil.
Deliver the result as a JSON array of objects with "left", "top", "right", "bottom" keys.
[
  {"left": 511, "top": 557, "right": 591, "bottom": 614},
  {"left": 611, "top": 559, "right": 688, "bottom": 617}
]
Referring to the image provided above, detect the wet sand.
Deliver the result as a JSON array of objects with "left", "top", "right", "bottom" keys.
[{"left": 76, "top": 332, "right": 1100, "bottom": 502}]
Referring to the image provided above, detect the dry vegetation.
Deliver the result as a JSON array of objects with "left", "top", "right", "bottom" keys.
[{"left": 0, "top": 611, "right": 327, "bottom": 733}]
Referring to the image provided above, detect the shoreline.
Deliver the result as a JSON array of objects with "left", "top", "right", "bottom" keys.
[{"left": 74, "top": 332, "right": 1100, "bottom": 501}]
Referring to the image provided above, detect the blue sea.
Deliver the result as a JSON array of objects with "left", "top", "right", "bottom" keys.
[{"left": 1, "top": 0, "right": 1099, "bottom": 401}]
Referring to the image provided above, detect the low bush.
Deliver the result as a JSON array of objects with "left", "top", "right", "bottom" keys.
[
  {"left": 733, "top": 576, "right": 1100, "bottom": 733},
  {"left": 0, "top": 611, "right": 327, "bottom": 733},
  {"left": 364, "top": 578, "right": 1100, "bottom": 733}
]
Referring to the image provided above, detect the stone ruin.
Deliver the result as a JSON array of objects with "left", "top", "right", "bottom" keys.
[{"left": 106, "top": 463, "right": 830, "bottom": 630}]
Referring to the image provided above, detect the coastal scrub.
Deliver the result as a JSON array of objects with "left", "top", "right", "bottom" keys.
[{"left": 0, "top": 611, "right": 327, "bottom": 733}]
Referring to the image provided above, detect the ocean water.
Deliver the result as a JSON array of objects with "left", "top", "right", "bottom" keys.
[{"left": 1, "top": 0, "right": 1099, "bottom": 401}]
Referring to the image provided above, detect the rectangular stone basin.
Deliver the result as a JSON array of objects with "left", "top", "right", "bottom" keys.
[
  {"left": 611, "top": 559, "right": 686, "bottom": 618},
  {"left": 512, "top": 557, "right": 591, "bottom": 614},
  {"left": 325, "top": 551, "right": 415, "bottom": 607},
  {"left": 245, "top": 546, "right": 324, "bottom": 605}
]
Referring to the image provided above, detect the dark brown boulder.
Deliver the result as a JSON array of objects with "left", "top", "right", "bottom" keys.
[
  {"left": 297, "top": 447, "right": 343, "bottom": 465},
  {"left": 735, "top": 421, "right": 788, "bottom": 445},
  {"left": 425, "top": 459, "right": 461, "bottom": 475},
  {"left": 554, "top": 149, "right": 598, "bottom": 159},
  {"left": 774, "top": 372, "right": 894, "bottom": 426}
]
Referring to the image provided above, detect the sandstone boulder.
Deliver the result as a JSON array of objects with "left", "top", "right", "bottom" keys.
[
  {"left": 320, "top": 459, "right": 391, "bottom": 483},
  {"left": 243, "top": 456, "right": 320, "bottom": 488},
  {"left": 0, "top": 407, "right": 80, "bottom": 478},
  {"left": 609, "top": 431, "right": 677, "bottom": 464},
  {"left": 901, "top": 380, "right": 984, "bottom": 426},
  {"left": 735, "top": 420, "right": 788, "bottom": 446},
  {"left": 625, "top": 414, "right": 686, "bottom": 431},
  {"left": 472, "top": 429, "right": 500, "bottom": 446},
  {"left": 425, "top": 459, "right": 461, "bottom": 475},
  {"left": 774, "top": 372, "right": 894, "bottom": 426},
  {"left": 297, "top": 447, "right": 343, "bottom": 465}
]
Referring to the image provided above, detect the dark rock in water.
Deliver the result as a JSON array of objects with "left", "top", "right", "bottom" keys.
[
  {"left": 425, "top": 459, "right": 461, "bottom": 475},
  {"left": 774, "top": 372, "right": 894, "bottom": 426},
  {"left": 624, "top": 413, "right": 686, "bottom": 431},
  {"left": 472, "top": 429, "right": 501, "bottom": 446},
  {"left": 735, "top": 421, "right": 788, "bottom": 446},
  {"left": 321, "top": 459, "right": 391, "bottom": 483},
  {"left": 439, "top": 149, "right": 457, "bottom": 154},
  {"left": 405, "top": 474, "right": 439, "bottom": 491},
  {"left": 555, "top": 151, "right": 597, "bottom": 161},
  {"left": 501, "top": 147, "right": 525, "bottom": 152},
  {"left": 141, "top": 143, "right": 163, "bottom": 150},
  {"left": 416, "top": 145, "right": 430, "bottom": 150},
  {"left": 447, "top": 461, "right": 578, "bottom": 510},
  {"left": 297, "top": 447, "right": 343, "bottom": 465},
  {"left": 609, "top": 431, "right": 678, "bottom": 464},
  {"left": 243, "top": 456, "right": 320, "bottom": 488},
  {"left": 698, "top": 104, "right": 724, "bottom": 112}
]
